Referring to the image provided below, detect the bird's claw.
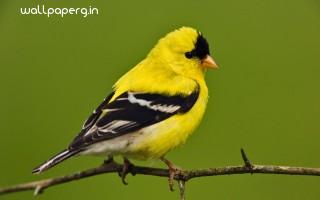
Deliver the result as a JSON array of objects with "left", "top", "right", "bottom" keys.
[
  {"left": 161, "top": 157, "right": 182, "bottom": 191},
  {"left": 103, "top": 155, "right": 115, "bottom": 165},
  {"left": 118, "top": 158, "right": 134, "bottom": 185},
  {"left": 168, "top": 167, "right": 181, "bottom": 191}
]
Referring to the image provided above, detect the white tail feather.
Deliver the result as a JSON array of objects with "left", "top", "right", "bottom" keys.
[{"left": 32, "top": 149, "right": 78, "bottom": 174}]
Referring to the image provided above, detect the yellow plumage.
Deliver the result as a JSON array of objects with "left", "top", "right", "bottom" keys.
[
  {"left": 32, "top": 27, "right": 218, "bottom": 182},
  {"left": 111, "top": 27, "right": 209, "bottom": 159},
  {"left": 124, "top": 82, "right": 208, "bottom": 159}
]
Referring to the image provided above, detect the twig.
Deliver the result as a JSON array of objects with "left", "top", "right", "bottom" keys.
[
  {"left": 1, "top": 149, "right": 320, "bottom": 198},
  {"left": 240, "top": 148, "right": 253, "bottom": 168},
  {"left": 178, "top": 180, "right": 186, "bottom": 200}
]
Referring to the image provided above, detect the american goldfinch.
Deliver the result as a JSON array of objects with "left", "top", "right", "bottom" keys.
[{"left": 32, "top": 27, "right": 218, "bottom": 189}]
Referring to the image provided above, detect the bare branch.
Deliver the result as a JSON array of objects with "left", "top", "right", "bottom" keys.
[{"left": 1, "top": 149, "right": 320, "bottom": 198}]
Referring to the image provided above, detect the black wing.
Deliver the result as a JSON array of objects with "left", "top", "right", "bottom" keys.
[
  {"left": 69, "top": 89, "right": 199, "bottom": 150},
  {"left": 81, "top": 91, "right": 115, "bottom": 133}
]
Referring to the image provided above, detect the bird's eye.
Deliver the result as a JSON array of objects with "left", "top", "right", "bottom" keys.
[{"left": 185, "top": 52, "right": 193, "bottom": 59}]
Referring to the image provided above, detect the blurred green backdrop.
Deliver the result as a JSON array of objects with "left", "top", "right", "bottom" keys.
[{"left": 1, "top": 0, "right": 320, "bottom": 199}]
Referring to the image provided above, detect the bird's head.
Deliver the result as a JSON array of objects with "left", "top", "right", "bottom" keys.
[{"left": 148, "top": 27, "right": 218, "bottom": 79}]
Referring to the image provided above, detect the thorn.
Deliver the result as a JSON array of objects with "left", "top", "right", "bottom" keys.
[
  {"left": 240, "top": 148, "right": 253, "bottom": 171},
  {"left": 178, "top": 180, "right": 186, "bottom": 200}
]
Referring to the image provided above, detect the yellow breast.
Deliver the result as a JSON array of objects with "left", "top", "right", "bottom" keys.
[{"left": 125, "top": 79, "right": 208, "bottom": 160}]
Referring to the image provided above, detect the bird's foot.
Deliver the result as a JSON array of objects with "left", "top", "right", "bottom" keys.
[
  {"left": 103, "top": 155, "right": 115, "bottom": 165},
  {"left": 161, "top": 157, "right": 182, "bottom": 191},
  {"left": 118, "top": 157, "right": 135, "bottom": 185},
  {"left": 101, "top": 155, "right": 119, "bottom": 169}
]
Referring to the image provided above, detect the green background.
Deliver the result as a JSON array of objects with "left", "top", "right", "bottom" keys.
[{"left": 1, "top": 0, "right": 319, "bottom": 199}]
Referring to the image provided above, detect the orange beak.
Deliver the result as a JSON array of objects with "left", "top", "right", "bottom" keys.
[{"left": 201, "top": 55, "right": 218, "bottom": 69}]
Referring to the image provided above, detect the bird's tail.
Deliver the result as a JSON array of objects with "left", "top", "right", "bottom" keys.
[{"left": 32, "top": 149, "right": 79, "bottom": 174}]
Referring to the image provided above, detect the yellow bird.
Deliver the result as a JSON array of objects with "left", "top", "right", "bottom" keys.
[{"left": 33, "top": 27, "right": 218, "bottom": 189}]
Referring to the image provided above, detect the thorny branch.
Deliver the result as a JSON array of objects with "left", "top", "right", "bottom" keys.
[{"left": 1, "top": 149, "right": 320, "bottom": 200}]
